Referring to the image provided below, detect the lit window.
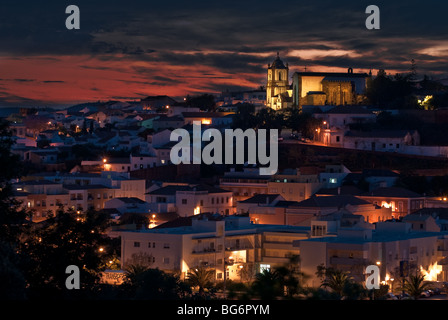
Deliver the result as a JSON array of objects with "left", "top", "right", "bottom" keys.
[{"left": 260, "top": 264, "right": 271, "bottom": 272}]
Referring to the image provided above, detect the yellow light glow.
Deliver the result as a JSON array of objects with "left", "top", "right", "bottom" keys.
[
  {"left": 201, "top": 119, "right": 211, "bottom": 125},
  {"left": 194, "top": 206, "right": 201, "bottom": 215},
  {"left": 421, "top": 262, "right": 442, "bottom": 281},
  {"left": 381, "top": 201, "right": 395, "bottom": 211}
]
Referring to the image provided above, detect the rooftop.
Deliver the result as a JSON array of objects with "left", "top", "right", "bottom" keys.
[
  {"left": 294, "top": 195, "right": 371, "bottom": 208},
  {"left": 113, "top": 197, "right": 147, "bottom": 204},
  {"left": 146, "top": 184, "right": 230, "bottom": 195},
  {"left": 239, "top": 194, "right": 282, "bottom": 204},
  {"left": 361, "top": 187, "right": 423, "bottom": 198},
  {"left": 294, "top": 71, "right": 369, "bottom": 78},
  {"left": 121, "top": 214, "right": 309, "bottom": 235},
  {"left": 63, "top": 184, "right": 111, "bottom": 190},
  {"left": 301, "top": 230, "right": 443, "bottom": 244}
]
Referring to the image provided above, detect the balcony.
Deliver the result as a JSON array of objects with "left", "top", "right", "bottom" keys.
[
  {"left": 261, "top": 256, "right": 290, "bottom": 264},
  {"left": 263, "top": 242, "right": 293, "bottom": 250},
  {"left": 225, "top": 244, "right": 253, "bottom": 251},
  {"left": 192, "top": 248, "right": 220, "bottom": 254}
]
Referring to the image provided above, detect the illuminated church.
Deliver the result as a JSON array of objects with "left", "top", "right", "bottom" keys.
[{"left": 266, "top": 53, "right": 370, "bottom": 110}]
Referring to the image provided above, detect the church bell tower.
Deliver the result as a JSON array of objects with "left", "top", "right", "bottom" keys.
[{"left": 266, "top": 52, "right": 289, "bottom": 109}]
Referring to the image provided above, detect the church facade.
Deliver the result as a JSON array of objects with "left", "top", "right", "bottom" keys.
[
  {"left": 266, "top": 53, "right": 293, "bottom": 110},
  {"left": 265, "top": 53, "right": 371, "bottom": 109}
]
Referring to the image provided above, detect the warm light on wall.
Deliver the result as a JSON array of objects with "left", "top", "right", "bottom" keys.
[
  {"left": 420, "top": 262, "right": 442, "bottom": 281},
  {"left": 194, "top": 206, "right": 201, "bottom": 215},
  {"left": 381, "top": 201, "right": 395, "bottom": 211},
  {"left": 201, "top": 119, "right": 211, "bottom": 125}
]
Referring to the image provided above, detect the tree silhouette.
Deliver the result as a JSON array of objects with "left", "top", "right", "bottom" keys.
[
  {"left": 20, "top": 207, "right": 113, "bottom": 298},
  {"left": 250, "top": 269, "right": 283, "bottom": 299},
  {"left": 0, "top": 119, "right": 28, "bottom": 244},
  {"left": 320, "top": 268, "right": 353, "bottom": 298},
  {"left": 122, "top": 267, "right": 191, "bottom": 299},
  {"left": 186, "top": 267, "right": 215, "bottom": 295},
  {"left": 400, "top": 274, "right": 430, "bottom": 299}
]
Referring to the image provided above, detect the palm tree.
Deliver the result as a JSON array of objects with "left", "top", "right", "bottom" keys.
[
  {"left": 321, "top": 269, "right": 353, "bottom": 298},
  {"left": 124, "top": 264, "right": 149, "bottom": 284},
  {"left": 401, "top": 274, "right": 430, "bottom": 299},
  {"left": 186, "top": 267, "right": 215, "bottom": 295},
  {"left": 250, "top": 269, "right": 283, "bottom": 299},
  {"left": 274, "top": 255, "right": 309, "bottom": 298}
]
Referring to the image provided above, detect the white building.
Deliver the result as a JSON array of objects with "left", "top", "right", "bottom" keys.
[
  {"left": 145, "top": 184, "right": 235, "bottom": 216},
  {"left": 119, "top": 214, "right": 309, "bottom": 281},
  {"left": 343, "top": 130, "right": 420, "bottom": 152},
  {"left": 297, "top": 220, "right": 444, "bottom": 287}
]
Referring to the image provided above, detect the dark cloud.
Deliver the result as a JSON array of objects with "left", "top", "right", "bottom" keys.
[{"left": 1, "top": 0, "right": 448, "bottom": 105}]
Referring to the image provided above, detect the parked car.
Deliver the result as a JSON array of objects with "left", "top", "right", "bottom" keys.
[
  {"left": 398, "top": 293, "right": 411, "bottom": 300},
  {"left": 385, "top": 293, "right": 398, "bottom": 300},
  {"left": 420, "top": 290, "right": 431, "bottom": 298},
  {"left": 290, "top": 133, "right": 300, "bottom": 140}
]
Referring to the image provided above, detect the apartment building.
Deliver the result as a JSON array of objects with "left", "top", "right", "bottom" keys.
[
  {"left": 219, "top": 167, "right": 324, "bottom": 203},
  {"left": 297, "top": 220, "right": 444, "bottom": 287},
  {"left": 119, "top": 214, "right": 309, "bottom": 281},
  {"left": 145, "top": 184, "right": 234, "bottom": 217},
  {"left": 13, "top": 172, "right": 146, "bottom": 221},
  {"left": 247, "top": 194, "right": 393, "bottom": 226},
  {"left": 358, "top": 186, "right": 426, "bottom": 219}
]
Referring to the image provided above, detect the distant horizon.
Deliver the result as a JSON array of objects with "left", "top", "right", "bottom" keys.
[{"left": 1, "top": 1, "right": 448, "bottom": 107}]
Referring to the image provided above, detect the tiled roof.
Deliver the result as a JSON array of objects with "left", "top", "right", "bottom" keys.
[
  {"left": 294, "top": 195, "right": 371, "bottom": 208},
  {"left": 361, "top": 187, "right": 422, "bottom": 198}
]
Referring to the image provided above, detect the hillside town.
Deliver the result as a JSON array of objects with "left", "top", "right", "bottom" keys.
[{"left": 4, "top": 54, "right": 448, "bottom": 301}]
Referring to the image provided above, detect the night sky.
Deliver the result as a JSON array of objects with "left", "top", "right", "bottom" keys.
[{"left": 1, "top": 0, "right": 447, "bottom": 107}]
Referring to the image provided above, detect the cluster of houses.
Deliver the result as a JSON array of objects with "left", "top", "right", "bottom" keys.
[
  {"left": 115, "top": 163, "right": 448, "bottom": 287},
  {"left": 308, "top": 104, "right": 448, "bottom": 158},
  {"left": 7, "top": 97, "right": 233, "bottom": 172},
  {"left": 7, "top": 95, "right": 448, "bottom": 289}
]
